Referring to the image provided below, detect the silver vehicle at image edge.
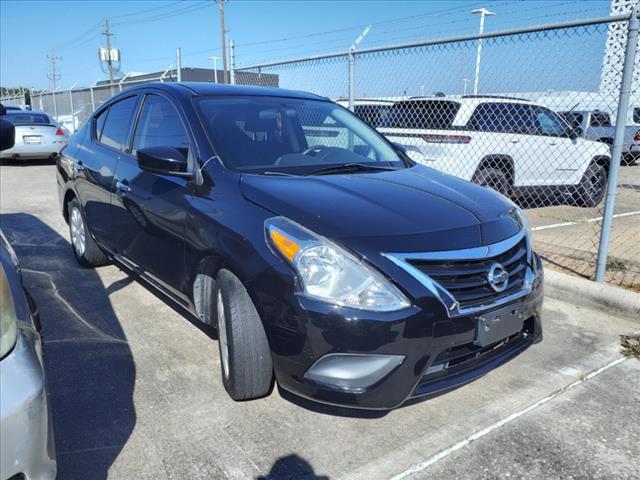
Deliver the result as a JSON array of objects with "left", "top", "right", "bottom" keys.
[
  {"left": 0, "top": 230, "right": 57, "bottom": 480},
  {"left": 0, "top": 110, "right": 68, "bottom": 162}
]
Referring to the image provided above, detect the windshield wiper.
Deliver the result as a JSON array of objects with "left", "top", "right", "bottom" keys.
[
  {"left": 307, "top": 163, "right": 398, "bottom": 176},
  {"left": 262, "top": 171, "right": 297, "bottom": 177}
]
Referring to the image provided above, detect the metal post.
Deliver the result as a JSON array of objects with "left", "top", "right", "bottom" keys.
[
  {"left": 472, "top": 8, "right": 495, "bottom": 95},
  {"left": 52, "top": 90, "right": 58, "bottom": 121},
  {"left": 176, "top": 48, "right": 182, "bottom": 82},
  {"left": 230, "top": 39, "right": 236, "bottom": 85},
  {"left": 348, "top": 50, "right": 355, "bottom": 112},
  {"left": 90, "top": 86, "right": 95, "bottom": 112},
  {"left": 595, "top": 8, "right": 639, "bottom": 282},
  {"left": 69, "top": 89, "right": 75, "bottom": 132}
]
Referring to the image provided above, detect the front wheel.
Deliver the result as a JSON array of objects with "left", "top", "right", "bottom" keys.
[
  {"left": 214, "top": 269, "right": 273, "bottom": 401},
  {"left": 472, "top": 167, "right": 511, "bottom": 198},
  {"left": 68, "top": 198, "right": 109, "bottom": 267},
  {"left": 573, "top": 162, "right": 607, "bottom": 208}
]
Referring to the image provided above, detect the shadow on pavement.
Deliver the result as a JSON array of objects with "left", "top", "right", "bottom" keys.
[
  {"left": 256, "top": 454, "right": 330, "bottom": 480},
  {"left": 0, "top": 212, "right": 136, "bottom": 480}
]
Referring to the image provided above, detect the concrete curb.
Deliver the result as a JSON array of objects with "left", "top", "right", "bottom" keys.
[{"left": 544, "top": 269, "right": 640, "bottom": 322}]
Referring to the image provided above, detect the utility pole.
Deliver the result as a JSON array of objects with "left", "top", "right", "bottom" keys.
[
  {"left": 102, "top": 18, "right": 115, "bottom": 92},
  {"left": 471, "top": 7, "right": 495, "bottom": 95},
  {"left": 47, "top": 48, "right": 61, "bottom": 92},
  {"left": 217, "top": 0, "right": 228, "bottom": 84}
]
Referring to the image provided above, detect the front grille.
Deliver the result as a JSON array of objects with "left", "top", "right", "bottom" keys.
[{"left": 407, "top": 237, "right": 528, "bottom": 309}]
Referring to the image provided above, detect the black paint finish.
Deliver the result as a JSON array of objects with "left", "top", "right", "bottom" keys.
[{"left": 56, "top": 82, "right": 543, "bottom": 410}]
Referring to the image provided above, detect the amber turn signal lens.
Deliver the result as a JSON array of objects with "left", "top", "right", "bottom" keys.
[{"left": 270, "top": 229, "right": 301, "bottom": 262}]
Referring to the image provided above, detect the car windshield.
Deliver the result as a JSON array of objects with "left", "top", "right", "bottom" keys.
[
  {"left": 195, "top": 96, "right": 407, "bottom": 175},
  {"left": 5, "top": 112, "right": 51, "bottom": 125}
]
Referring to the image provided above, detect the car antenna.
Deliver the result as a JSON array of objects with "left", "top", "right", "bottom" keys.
[{"left": 195, "top": 155, "right": 221, "bottom": 185}]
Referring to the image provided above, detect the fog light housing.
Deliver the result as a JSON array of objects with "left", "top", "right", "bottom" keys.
[{"left": 304, "top": 353, "right": 405, "bottom": 393}]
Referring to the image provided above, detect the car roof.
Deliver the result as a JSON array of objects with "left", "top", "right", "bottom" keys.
[{"left": 118, "top": 82, "right": 329, "bottom": 102}]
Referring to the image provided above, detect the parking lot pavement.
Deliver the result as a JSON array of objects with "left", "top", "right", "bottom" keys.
[
  {"left": 526, "top": 165, "right": 640, "bottom": 290},
  {"left": 1, "top": 162, "right": 639, "bottom": 480}
]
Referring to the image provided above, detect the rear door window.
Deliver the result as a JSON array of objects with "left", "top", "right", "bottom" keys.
[
  {"left": 468, "top": 103, "right": 536, "bottom": 134},
  {"left": 381, "top": 101, "right": 460, "bottom": 129},
  {"left": 132, "top": 94, "right": 189, "bottom": 156},
  {"left": 99, "top": 95, "right": 138, "bottom": 151}
]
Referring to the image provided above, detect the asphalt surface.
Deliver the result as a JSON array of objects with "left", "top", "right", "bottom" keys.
[
  {"left": 526, "top": 164, "right": 640, "bottom": 290},
  {"left": 0, "top": 161, "right": 639, "bottom": 480}
]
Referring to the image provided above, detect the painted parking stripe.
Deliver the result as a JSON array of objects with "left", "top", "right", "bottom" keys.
[
  {"left": 388, "top": 356, "right": 627, "bottom": 480},
  {"left": 531, "top": 210, "right": 640, "bottom": 232}
]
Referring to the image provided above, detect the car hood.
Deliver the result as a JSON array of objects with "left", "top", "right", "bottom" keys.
[{"left": 240, "top": 165, "right": 522, "bottom": 253}]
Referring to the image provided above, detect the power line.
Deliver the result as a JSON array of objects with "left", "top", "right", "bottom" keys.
[
  {"left": 111, "top": 1, "right": 211, "bottom": 27},
  {"left": 110, "top": 0, "right": 185, "bottom": 20},
  {"left": 234, "top": 1, "right": 502, "bottom": 48}
]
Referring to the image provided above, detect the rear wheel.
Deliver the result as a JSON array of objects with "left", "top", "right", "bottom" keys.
[
  {"left": 473, "top": 167, "right": 511, "bottom": 197},
  {"left": 573, "top": 162, "right": 607, "bottom": 208},
  {"left": 68, "top": 198, "right": 109, "bottom": 267},
  {"left": 214, "top": 269, "right": 273, "bottom": 401}
]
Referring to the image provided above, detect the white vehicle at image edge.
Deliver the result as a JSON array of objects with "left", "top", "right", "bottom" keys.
[{"left": 378, "top": 95, "right": 612, "bottom": 207}]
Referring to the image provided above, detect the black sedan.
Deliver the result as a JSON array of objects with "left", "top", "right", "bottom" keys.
[{"left": 56, "top": 83, "right": 543, "bottom": 410}]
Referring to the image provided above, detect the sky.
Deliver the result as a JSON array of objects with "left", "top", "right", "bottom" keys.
[{"left": 0, "top": 0, "right": 616, "bottom": 92}]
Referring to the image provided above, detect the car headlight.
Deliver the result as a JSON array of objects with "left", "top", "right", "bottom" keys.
[
  {"left": 266, "top": 217, "right": 411, "bottom": 312},
  {"left": 0, "top": 267, "right": 18, "bottom": 359}
]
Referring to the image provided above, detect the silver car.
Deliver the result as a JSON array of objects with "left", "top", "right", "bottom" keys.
[
  {"left": 0, "top": 230, "right": 57, "bottom": 480},
  {"left": 0, "top": 110, "right": 68, "bottom": 161}
]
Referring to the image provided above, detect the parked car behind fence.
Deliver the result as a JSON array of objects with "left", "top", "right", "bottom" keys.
[
  {"left": 378, "top": 95, "right": 612, "bottom": 208},
  {"left": 558, "top": 109, "right": 640, "bottom": 165}
]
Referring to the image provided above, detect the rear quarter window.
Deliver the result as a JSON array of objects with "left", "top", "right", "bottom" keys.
[
  {"left": 381, "top": 101, "right": 460, "bottom": 129},
  {"left": 98, "top": 95, "right": 138, "bottom": 151}
]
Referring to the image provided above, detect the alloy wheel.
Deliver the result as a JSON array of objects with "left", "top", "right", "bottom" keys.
[{"left": 70, "top": 207, "right": 86, "bottom": 256}]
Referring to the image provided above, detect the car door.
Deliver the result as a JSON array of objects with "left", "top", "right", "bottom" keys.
[
  {"left": 532, "top": 106, "right": 579, "bottom": 186},
  {"left": 111, "top": 91, "right": 195, "bottom": 300},
  {"left": 74, "top": 94, "right": 139, "bottom": 246}
]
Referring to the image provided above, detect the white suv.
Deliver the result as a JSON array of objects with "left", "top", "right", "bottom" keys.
[{"left": 378, "top": 95, "right": 611, "bottom": 207}]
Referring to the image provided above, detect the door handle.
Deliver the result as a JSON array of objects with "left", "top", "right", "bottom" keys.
[
  {"left": 116, "top": 179, "right": 131, "bottom": 194},
  {"left": 549, "top": 142, "right": 558, "bottom": 146},
  {"left": 510, "top": 139, "right": 520, "bottom": 144}
]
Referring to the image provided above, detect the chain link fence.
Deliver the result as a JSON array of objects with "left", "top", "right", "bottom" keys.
[
  {"left": 0, "top": 92, "right": 26, "bottom": 108},
  {"left": 24, "top": 70, "right": 175, "bottom": 133},
  {"left": 236, "top": 12, "right": 640, "bottom": 291}
]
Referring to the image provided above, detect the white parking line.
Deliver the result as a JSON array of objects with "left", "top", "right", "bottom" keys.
[
  {"left": 388, "top": 356, "right": 627, "bottom": 480},
  {"left": 531, "top": 211, "right": 640, "bottom": 232}
]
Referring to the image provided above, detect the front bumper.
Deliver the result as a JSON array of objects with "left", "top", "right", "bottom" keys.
[
  {"left": 0, "top": 328, "right": 56, "bottom": 480},
  {"left": 253, "top": 253, "right": 544, "bottom": 410}
]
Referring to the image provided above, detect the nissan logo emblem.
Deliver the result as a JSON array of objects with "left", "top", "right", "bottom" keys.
[{"left": 487, "top": 262, "right": 509, "bottom": 292}]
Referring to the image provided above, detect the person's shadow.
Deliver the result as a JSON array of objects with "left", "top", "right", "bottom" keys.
[
  {"left": 1, "top": 213, "right": 136, "bottom": 480},
  {"left": 257, "top": 454, "right": 330, "bottom": 480}
]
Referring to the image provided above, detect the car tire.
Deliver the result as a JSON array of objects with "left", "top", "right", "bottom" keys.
[
  {"left": 214, "top": 269, "right": 273, "bottom": 401},
  {"left": 473, "top": 167, "right": 511, "bottom": 197},
  {"left": 68, "top": 198, "right": 109, "bottom": 267},
  {"left": 573, "top": 162, "right": 607, "bottom": 208}
]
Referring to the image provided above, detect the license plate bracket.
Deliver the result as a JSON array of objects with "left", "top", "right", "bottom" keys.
[
  {"left": 475, "top": 302, "right": 525, "bottom": 347},
  {"left": 23, "top": 135, "right": 43, "bottom": 144}
]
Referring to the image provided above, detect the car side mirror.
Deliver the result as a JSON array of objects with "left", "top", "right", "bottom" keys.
[
  {"left": 0, "top": 118, "right": 15, "bottom": 151},
  {"left": 136, "top": 146, "right": 191, "bottom": 177},
  {"left": 568, "top": 126, "right": 582, "bottom": 139}
]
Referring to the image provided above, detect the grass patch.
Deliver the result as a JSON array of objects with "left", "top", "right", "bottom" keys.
[{"left": 620, "top": 334, "right": 640, "bottom": 359}]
